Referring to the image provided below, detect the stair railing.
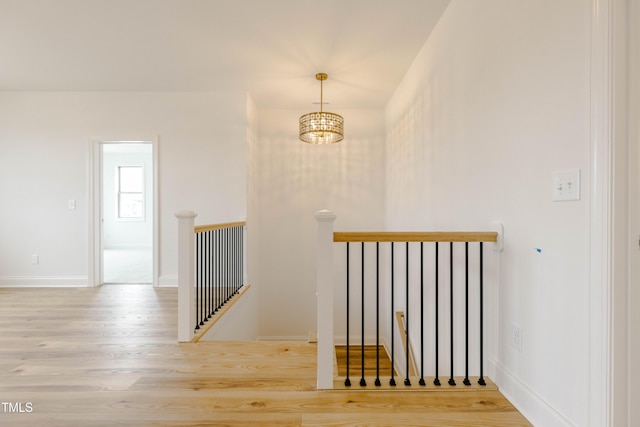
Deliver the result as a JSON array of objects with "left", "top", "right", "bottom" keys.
[
  {"left": 176, "top": 211, "right": 246, "bottom": 342},
  {"left": 316, "top": 209, "right": 499, "bottom": 389}
]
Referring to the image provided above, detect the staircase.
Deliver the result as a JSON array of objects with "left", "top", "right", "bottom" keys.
[
  {"left": 335, "top": 345, "right": 394, "bottom": 377},
  {"left": 333, "top": 343, "right": 497, "bottom": 390}
]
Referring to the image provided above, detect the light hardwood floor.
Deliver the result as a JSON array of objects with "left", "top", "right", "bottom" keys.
[{"left": 0, "top": 286, "right": 532, "bottom": 426}]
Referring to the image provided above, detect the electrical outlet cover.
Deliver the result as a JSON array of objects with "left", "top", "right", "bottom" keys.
[{"left": 553, "top": 169, "right": 580, "bottom": 202}]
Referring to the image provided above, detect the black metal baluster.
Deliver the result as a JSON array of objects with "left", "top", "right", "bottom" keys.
[
  {"left": 228, "top": 227, "right": 232, "bottom": 298},
  {"left": 204, "top": 231, "right": 208, "bottom": 319},
  {"left": 230, "top": 227, "right": 234, "bottom": 295},
  {"left": 232, "top": 227, "right": 236, "bottom": 294},
  {"left": 375, "top": 242, "right": 381, "bottom": 387},
  {"left": 239, "top": 226, "right": 243, "bottom": 290},
  {"left": 205, "top": 231, "right": 210, "bottom": 319},
  {"left": 212, "top": 231, "right": 216, "bottom": 308},
  {"left": 236, "top": 226, "right": 240, "bottom": 292},
  {"left": 345, "top": 242, "right": 351, "bottom": 387},
  {"left": 219, "top": 228, "right": 223, "bottom": 308},
  {"left": 232, "top": 227, "right": 235, "bottom": 294},
  {"left": 463, "top": 242, "right": 471, "bottom": 386},
  {"left": 217, "top": 229, "right": 221, "bottom": 312},
  {"left": 234, "top": 226, "right": 237, "bottom": 293},
  {"left": 239, "top": 226, "right": 243, "bottom": 289},
  {"left": 404, "top": 242, "right": 411, "bottom": 386},
  {"left": 203, "top": 232, "right": 208, "bottom": 321},
  {"left": 199, "top": 233, "right": 205, "bottom": 327},
  {"left": 390, "top": 242, "right": 396, "bottom": 387},
  {"left": 227, "top": 227, "right": 231, "bottom": 301},
  {"left": 221, "top": 228, "right": 225, "bottom": 305},
  {"left": 225, "top": 228, "right": 230, "bottom": 303},
  {"left": 214, "top": 229, "right": 218, "bottom": 311},
  {"left": 221, "top": 228, "right": 224, "bottom": 306},
  {"left": 201, "top": 232, "right": 205, "bottom": 321},
  {"left": 195, "top": 233, "right": 201, "bottom": 330},
  {"left": 434, "top": 242, "right": 440, "bottom": 386},
  {"left": 217, "top": 228, "right": 222, "bottom": 310},
  {"left": 360, "top": 242, "right": 366, "bottom": 387},
  {"left": 449, "top": 242, "right": 456, "bottom": 386},
  {"left": 419, "top": 242, "right": 426, "bottom": 386},
  {"left": 223, "top": 228, "right": 227, "bottom": 304},
  {"left": 211, "top": 230, "right": 216, "bottom": 313},
  {"left": 201, "top": 232, "right": 207, "bottom": 326},
  {"left": 209, "top": 230, "right": 216, "bottom": 316},
  {"left": 478, "top": 242, "right": 486, "bottom": 386},
  {"left": 229, "top": 228, "right": 233, "bottom": 299},
  {"left": 210, "top": 230, "right": 215, "bottom": 314}
]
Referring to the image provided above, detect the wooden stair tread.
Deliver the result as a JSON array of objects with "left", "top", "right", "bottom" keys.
[{"left": 335, "top": 345, "right": 394, "bottom": 377}]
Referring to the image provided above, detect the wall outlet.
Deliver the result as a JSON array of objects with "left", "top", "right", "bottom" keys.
[
  {"left": 511, "top": 324, "right": 523, "bottom": 352},
  {"left": 31, "top": 254, "right": 39, "bottom": 265}
]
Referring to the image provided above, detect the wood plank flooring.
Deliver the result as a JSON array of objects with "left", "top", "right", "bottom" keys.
[{"left": 0, "top": 285, "right": 532, "bottom": 426}]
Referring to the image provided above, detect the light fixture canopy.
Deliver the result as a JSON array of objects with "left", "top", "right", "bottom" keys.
[{"left": 299, "top": 73, "right": 344, "bottom": 144}]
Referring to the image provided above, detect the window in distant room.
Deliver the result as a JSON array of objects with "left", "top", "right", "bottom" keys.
[{"left": 117, "top": 165, "right": 144, "bottom": 219}]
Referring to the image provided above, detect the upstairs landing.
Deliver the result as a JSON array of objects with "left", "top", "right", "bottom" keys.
[{"left": 0, "top": 285, "right": 530, "bottom": 426}]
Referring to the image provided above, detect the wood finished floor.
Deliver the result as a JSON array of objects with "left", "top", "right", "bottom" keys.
[{"left": 0, "top": 286, "right": 532, "bottom": 426}]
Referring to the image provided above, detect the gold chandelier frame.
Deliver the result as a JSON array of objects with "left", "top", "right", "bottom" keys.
[{"left": 299, "top": 73, "right": 344, "bottom": 144}]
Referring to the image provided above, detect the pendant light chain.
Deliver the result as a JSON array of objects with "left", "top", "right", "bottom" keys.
[{"left": 320, "top": 78, "right": 323, "bottom": 113}]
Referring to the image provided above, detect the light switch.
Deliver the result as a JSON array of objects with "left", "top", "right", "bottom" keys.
[
  {"left": 68, "top": 199, "right": 76, "bottom": 210},
  {"left": 553, "top": 169, "right": 580, "bottom": 202}
]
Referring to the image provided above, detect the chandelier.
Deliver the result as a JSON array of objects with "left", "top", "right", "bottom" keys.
[{"left": 299, "top": 73, "right": 344, "bottom": 144}]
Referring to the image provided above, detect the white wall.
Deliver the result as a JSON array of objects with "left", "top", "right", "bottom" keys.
[
  {"left": 200, "top": 286, "right": 258, "bottom": 341},
  {"left": 250, "top": 108, "right": 386, "bottom": 339},
  {"left": 385, "top": 1, "right": 590, "bottom": 425},
  {"left": 0, "top": 91, "right": 247, "bottom": 287}
]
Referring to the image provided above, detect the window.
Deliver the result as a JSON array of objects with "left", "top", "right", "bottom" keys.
[{"left": 117, "top": 166, "right": 144, "bottom": 219}]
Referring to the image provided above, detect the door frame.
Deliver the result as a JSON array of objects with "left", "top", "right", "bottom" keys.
[
  {"left": 627, "top": 0, "right": 640, "bottom": 423},
  {"left": 88, "top": 138, "right": 159, "bottom": 287},
  {"left": 592, "top": 0, "right": 639, "bottom": 425}
]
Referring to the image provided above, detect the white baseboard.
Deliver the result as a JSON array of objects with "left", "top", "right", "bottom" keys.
[
  {"left": 258, "top": 336, "right": 309, "bottom": 341},
  {"left": 0, "top": 276, "right": 89, "bottom": 287},
  {"left": 333, "top": 335, "right": 388, "bottom": 346},
  {"left": 495, "top": 362, "right": 574, "bottom": 427}
]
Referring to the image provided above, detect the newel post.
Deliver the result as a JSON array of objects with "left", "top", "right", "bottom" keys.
[
  {"left": 176, "top": 210, "right": 197, "bottom": 342},
  {"left": 316, "top": 209, "right": 336, "bottom": 390}
]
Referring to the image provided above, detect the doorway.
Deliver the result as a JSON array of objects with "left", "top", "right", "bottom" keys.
[{"left": 91, "top": 140, "right": 158, "bottom": 286}]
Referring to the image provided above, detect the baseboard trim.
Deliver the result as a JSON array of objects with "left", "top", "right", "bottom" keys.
[
  {"left": 495, "top": 362, "right": 573, "bottom": 427},
  {"left": 0, "top": 276, "right": 89, "bottom": 287},
  {"left": 258, "top": 336, "right": 309, "bottom": 341}
]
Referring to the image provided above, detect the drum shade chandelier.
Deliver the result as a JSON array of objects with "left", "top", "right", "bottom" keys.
[{"left": 299, "top": 73, "right": 344, "bottom": 144}]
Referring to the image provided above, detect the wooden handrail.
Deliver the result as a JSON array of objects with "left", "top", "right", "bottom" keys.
[
  {"left": 333, "top": 231, "right": 498, "bottom": 243},
  {"left": 194, "top": 221, "right": 246, "bottom": 233}
]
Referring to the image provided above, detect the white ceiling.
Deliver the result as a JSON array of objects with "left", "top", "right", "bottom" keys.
[{"left": 0, "top": 0, "right": 450, "bottom": 109}]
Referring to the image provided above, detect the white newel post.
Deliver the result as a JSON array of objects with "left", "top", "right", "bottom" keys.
[
  {"left": 316, "top": 209, "right": 336, "bottom": 390},
  {"left": 176, "top": 210, "right": 197, "bottom": 342}
]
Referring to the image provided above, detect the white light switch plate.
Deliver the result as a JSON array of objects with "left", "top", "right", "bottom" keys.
[{"left": 553, "top": 169, "right": 580, "bottom": 202}]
